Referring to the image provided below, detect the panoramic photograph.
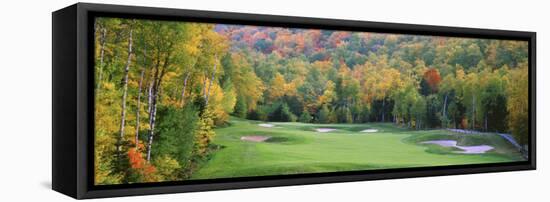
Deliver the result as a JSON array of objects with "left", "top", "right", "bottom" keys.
[{"left": 93, "top": 17, "right": 529, "bottom": 185}]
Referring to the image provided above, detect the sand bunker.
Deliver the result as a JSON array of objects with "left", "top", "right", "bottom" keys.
[
  {"left": 258, "top": 123, "right": 275, "bottom": 128},
  {"left": 422, "top": 140, "right": 494, "bottom": 154},
  {"left": 316, "top": 128, "right": 336, "bottom": 133},
  {"left": 360, "top": 129, "right": 378, "bottom": 133},
  {"left": 241, "top": 136, "right": 271, "bottom": 142}
]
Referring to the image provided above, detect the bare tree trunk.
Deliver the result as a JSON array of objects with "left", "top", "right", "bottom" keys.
[
  {"left": 205, "top": 55, "right": 218, "bottom": 105},
  {"left": 146, "top": 52, "right": 171, "bottom": 162},
  {"left": 117, "top": 30, "right": 133, "bottom": 156},
  {"left": 381, "top": 98, "right": 385, "bottom": 122},
  {"left": 202, "top": 74, "right": 208, "bottom": 99},
  {"left": 147, "top": 77, "right": 154, "bottom": 116},
  {"left": 180, "top": 72, "right": 191, "bottom": 107},
  {"left": 146, "top": 58, "right": 160, "bottom": 162},
  {"left": 135, "top": 68, "right": 144, "bottom": 148},
  {"left": 96, "top": 28, "right": 107, "bottom": 90},
  {"left": 135, "top": 42, "right": 147, "bottom": 149},
  {"left": 146, "top": 96, "right": 158, "bottom": 162},
  {"left": 484, "top": 113, "right": 488, "bottom": 132},
  {"left": 146, "top": 68, "right": 159, "bottom": 162},
  {"left": 454, "top": 117, "right": 457, "bottom": 129},
  {"left": 471, "top": 96, "right": 476, "bottom": 129},
  {"left": 442, "top": 93, "right": 448, "bottom": 120}
]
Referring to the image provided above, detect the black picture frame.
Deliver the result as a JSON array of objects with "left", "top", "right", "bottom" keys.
[{"left": 52, "top": 3, "right": 536, "bottom": 199}]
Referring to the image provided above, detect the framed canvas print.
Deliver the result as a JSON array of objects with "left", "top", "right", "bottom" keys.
[{"left": 52, "top": 3, "right": 536, "bottom": 199}]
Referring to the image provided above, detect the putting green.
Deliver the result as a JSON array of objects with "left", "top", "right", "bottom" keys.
[{"left": 191, "top": 117, "right": 524, "bottom": 179}]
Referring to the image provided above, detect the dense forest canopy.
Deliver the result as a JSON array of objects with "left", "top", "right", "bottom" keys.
[{"left": 94, "top": 17, "right": 529, "bottom": 184}]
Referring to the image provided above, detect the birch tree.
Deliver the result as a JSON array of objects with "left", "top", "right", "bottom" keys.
[
  {"left": 144, "top": 21, "right": 189, "bottom": 162},
  {"left": 116, "top": 28, "right": 133, "bottom": 158},
  {"left": 96, "top": 27, "right": 107, "bottom": 90},
  {"left": 135, "top": 68, "right": 145, "bottom": 148}
]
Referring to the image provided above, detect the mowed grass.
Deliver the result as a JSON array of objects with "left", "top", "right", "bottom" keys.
[{"left": 191, "top": 117, "right": 524, "bottom": 179}]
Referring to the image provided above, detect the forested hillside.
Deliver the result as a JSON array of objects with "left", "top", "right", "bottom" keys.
[
  {"left": 216, "top": 24, "right": 528, "bottom": 141},
  {"left": 94, "top": 18, "right": 529, "bottom": 185}
]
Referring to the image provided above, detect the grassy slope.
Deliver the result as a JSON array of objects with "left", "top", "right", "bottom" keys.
[{"left": 191, "top": 117, "right": 524, "bottom": 179}]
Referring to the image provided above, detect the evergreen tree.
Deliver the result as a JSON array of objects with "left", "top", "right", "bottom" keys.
[{"left": 299, "top": 109, "right": 313, "bottom": 123}]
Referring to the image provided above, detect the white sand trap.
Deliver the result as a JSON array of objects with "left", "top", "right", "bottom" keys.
[
  {"left": 360, "top": 129, "right": 378, "bottom": 133},
  {"left": 258, "top": 123, "right": 275, "bottom": 128},
  {"left": 456, "top": 145, "right": 494, "bottom": 154},
  {"left": 422, "top": 140, "right": 494, "bottom": 154},
  {"left": 241, "top": 136, "right": 271, "bottom": 142},
  {"left": 316, "top": 128, "right": 336, "bottom": 133}
]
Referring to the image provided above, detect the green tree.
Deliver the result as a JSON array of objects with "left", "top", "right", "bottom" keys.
[
  {"left": 318, "top": 104, "right": 332, "bottom": 124},
  {"left": 506, "top": 63, "right": 529, "bottom": 146},
  {"left": 154, "top": 105, "right": 199, "bottom": 173},
  {"left": 268, "top": 102, "right": 297, "bottom": 122},
  {"left": 233, "top": 96, "right": 248, "bottom": 118},
  {"left": 299, "top": 109, "right": 313, "bottom": 123}
]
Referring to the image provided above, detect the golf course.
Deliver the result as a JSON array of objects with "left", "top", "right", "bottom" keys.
[
  {"left": 192, "top": 117, "right": 524, "bottom": 179},
  {"left": 93, "top": 18, "right": 529, "bottom": 184}
]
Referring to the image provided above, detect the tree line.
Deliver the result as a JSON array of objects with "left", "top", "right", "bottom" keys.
[
  {"left": 94, "top": 18, "right": 529, "bottom": 184},
  {"left": 219, "top": 25, "right": 528, "bottom": 144},
  {"left": 94, "top": 18, "right": 233, "bottom": 184}
]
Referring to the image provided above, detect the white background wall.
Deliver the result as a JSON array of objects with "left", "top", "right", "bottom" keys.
[{"left": 0, "top": 0, "right": 547, "bottom": 201}]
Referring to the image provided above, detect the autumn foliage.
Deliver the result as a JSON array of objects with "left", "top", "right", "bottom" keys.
[
  {"left": 94, "top": 17, "right": 530, "bottom": 185},
  {"left": 423, "top": 68, "right": 441, "bottom": 93},
  {"left": 127, "top": 148, "right": 158, "bottom": 182}
]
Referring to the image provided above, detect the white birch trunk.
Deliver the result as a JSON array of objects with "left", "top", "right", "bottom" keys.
[
  {"left": 205, "top": 54, "right": 218, "bottom": 105},
  {"left": 146, "top": 64, "right": 158, "bottom": 162},
  {"left": 180, "top": 72, "right": 191, "bottom": 107},
  {"left": 117, "top": 29, "right": 133, "bottom": 154},
  {"left": 146, "top": 52, "right": 171, "bottom": 162},
  {"left": 146, "top": 95, "right": 158, "bottom": 162},
  {"left": 202, "top": 75, "right": 208, "bottom": 99},
  {"left": 442, "top": 93, "right": 448, "bottom": 118},
  {"left": 472, "top": 95, "right": 476, "bottom": 129},
  {"left": 442, "top": 93, "right": 448, "bottom": 127},
  {"left": 381, "top": 98, "right": 385, "bottom": 122},
  {"left": 147, "top": 77, "right": 153, "bottom": 115},
  {"left": 96, "top": 28, "right": 107, "bottom": 90},
  {"left": 135, "top": 68, "right": 144, "bottom": 148}
]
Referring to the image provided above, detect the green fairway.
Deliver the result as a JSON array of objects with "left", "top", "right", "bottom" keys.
[
  {"left": 191, "top": 117, "right": 524, "bottom": 179},
  {"left": 90, "top": 18, "right": 530, "bottom": 185}
]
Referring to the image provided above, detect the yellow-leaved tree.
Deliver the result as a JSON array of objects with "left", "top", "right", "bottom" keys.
[{"left": 506, "top": 63, "right": 529, "bottom": 146}]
